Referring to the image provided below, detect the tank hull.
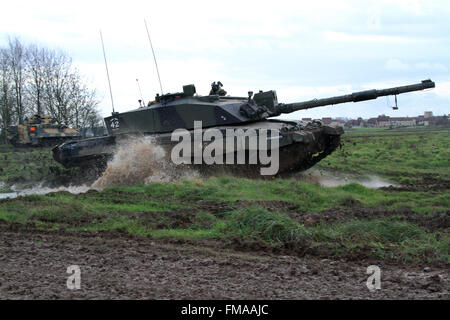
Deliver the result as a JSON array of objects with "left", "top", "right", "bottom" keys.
[{"left": 52, "top": 120, "right": 343, "bottom": 176}]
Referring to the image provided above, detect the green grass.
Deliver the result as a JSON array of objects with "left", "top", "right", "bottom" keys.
[
  {"left": 0, "top": 177, "right": 448, "bottom": 264},
  {"left": 317, "top": 129, "right": 450, "bottom": 185},
  {"left": 0, "top": 147, "right": 81, "bottom": 188},
  {"left": 313, "top": 219, "right": 448, "bottom": 263},
  {"left": 224, "top": 206, "right": 307, "bottom": 242}
]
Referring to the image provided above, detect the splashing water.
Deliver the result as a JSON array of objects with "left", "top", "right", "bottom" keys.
[
  {"left": 0, "top": 184, "right": 91, "bottom": 199},
  {"left": 92, "top": 137, "right": 198, "bottom": 189},
  {"left": 295, "top": 169, "right": 397, "bottom": 189}
]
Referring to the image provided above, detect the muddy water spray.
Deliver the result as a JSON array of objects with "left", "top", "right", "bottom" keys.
[
  {"left": 92, "top": 137, "right": 198, "bottom": 189},
  {"left": 296, "top": 169, "right": 397, "bottom": 189}
]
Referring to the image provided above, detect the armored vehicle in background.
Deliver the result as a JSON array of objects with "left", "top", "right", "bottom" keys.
[
  {"left": 6, "top": 114, "right": 80, "bottom": 147},
  {"left": 52, "top": 79, "right": 435, "bottom": 175}
]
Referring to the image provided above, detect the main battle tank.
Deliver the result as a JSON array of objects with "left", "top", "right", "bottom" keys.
[
  {"left": 52, "top": 79, "right": 435, "bottom": 176},
  {"left": 6, "top": 114, "right": 80, "bottom": 147}
]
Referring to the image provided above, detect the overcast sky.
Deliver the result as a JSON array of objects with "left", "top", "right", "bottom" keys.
[{"left": 1, "top": 0, "right": 449, "bottom": 120}]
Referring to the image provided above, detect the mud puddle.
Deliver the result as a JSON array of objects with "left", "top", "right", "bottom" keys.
[
  {"left": 0, "top": 192, "right": 17, "bottom": 199},
  {"left": 0, "top": 184, "right": 91, "bottom": 199}
]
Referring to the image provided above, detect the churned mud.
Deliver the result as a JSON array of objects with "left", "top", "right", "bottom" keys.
[
  {"left": 290, "top": 208, "right": 450, "bottom": 232},
  {"left": 379, "top": 173, "right": 450, "bottom": 192},
  {"left": 0, "top": 224, "right": 448, "bottom": 300}
]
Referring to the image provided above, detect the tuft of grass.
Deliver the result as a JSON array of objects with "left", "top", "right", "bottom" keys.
[
  {"left": 338, "top": 220, "right": 425, "bottom": 243},
  {"left": 224, "top": 206, "right": 307, "bottom": 242},
  {"left": 191, "top": 211, "right": 219, "bottom": 229},
  {"left": 308, "top": 219, "right": 449, "bottom": 263}
]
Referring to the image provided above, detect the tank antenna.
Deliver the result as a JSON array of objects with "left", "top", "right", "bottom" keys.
[
  {"left": 136, "top": 78, "right": 145, "bottom": 106},
  {"left": 99, "top": 30, "right": 116, "bottom": 114},
  {"left": 144, "top": 18, "right": 164, "bottom": 95}
]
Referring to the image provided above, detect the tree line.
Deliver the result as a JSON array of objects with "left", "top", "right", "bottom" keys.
[{"left": 0, "top": 37, "right": 103, "bottom": 141}]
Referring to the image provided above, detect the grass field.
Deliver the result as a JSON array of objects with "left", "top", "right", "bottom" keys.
[
  {"left": 0, "top": 128, "right": 449, "bottom": 265},
  {"left": 0, "top": 144, "right": 79, "bottom": 191},
  {"left": 317, "top": 128, "right": 450, "bottom": 186}
]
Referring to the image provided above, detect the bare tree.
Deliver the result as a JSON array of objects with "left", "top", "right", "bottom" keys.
[
  {"left": 0, "top": 48, "right": 14, "bottom": 142},
  {"left": 41, "top": 49, "right": 73, "bottom": 125},
  {"left": 67, "top": 73, "right": 101, "bottom": 129},
  {"left": 7, "top": 37, "right": 27, "bottom": 124},
  {"left": 25, "top": 44, "right": 48, "bottom": 115},
  {"left": 0, "top": 36, "right": 102, "bottom": 138}
]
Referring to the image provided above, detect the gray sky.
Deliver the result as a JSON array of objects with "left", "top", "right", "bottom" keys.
[{"left": 1, "top": 0, "right": 449, "bottom": 120}]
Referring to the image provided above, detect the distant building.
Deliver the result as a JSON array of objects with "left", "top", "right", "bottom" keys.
[
  {"left": 346, "top": 117, "right": 365, "bottom": 128},
  {"left": 416, "top": 115, "right": 425, "bottom": 126},
  {"left": 377, "top": 115, "right": 391, "bottom": 127},
  {"left": 366, "top": 118, "right": 377, "bottom": 127},
  {"left": 321, "top": 117, "right": 332, "bottom": 125},
  {"left": 390, "top": 117, "right": 416, "bottom": 127},
  {"left": 330, "top": 119, "right": 345, "bottom": 126},
  {"left": 342, "top": 111, "right": 449, "bottom": 128}
]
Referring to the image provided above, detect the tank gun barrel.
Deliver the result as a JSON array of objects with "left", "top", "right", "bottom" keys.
[{"left": 276, "top": 79, "right": 435, "bottom": 114}]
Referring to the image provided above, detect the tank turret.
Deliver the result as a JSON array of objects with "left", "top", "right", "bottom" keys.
[{"left": 99, "top": 79, "right": 434, "bottom": 136}]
